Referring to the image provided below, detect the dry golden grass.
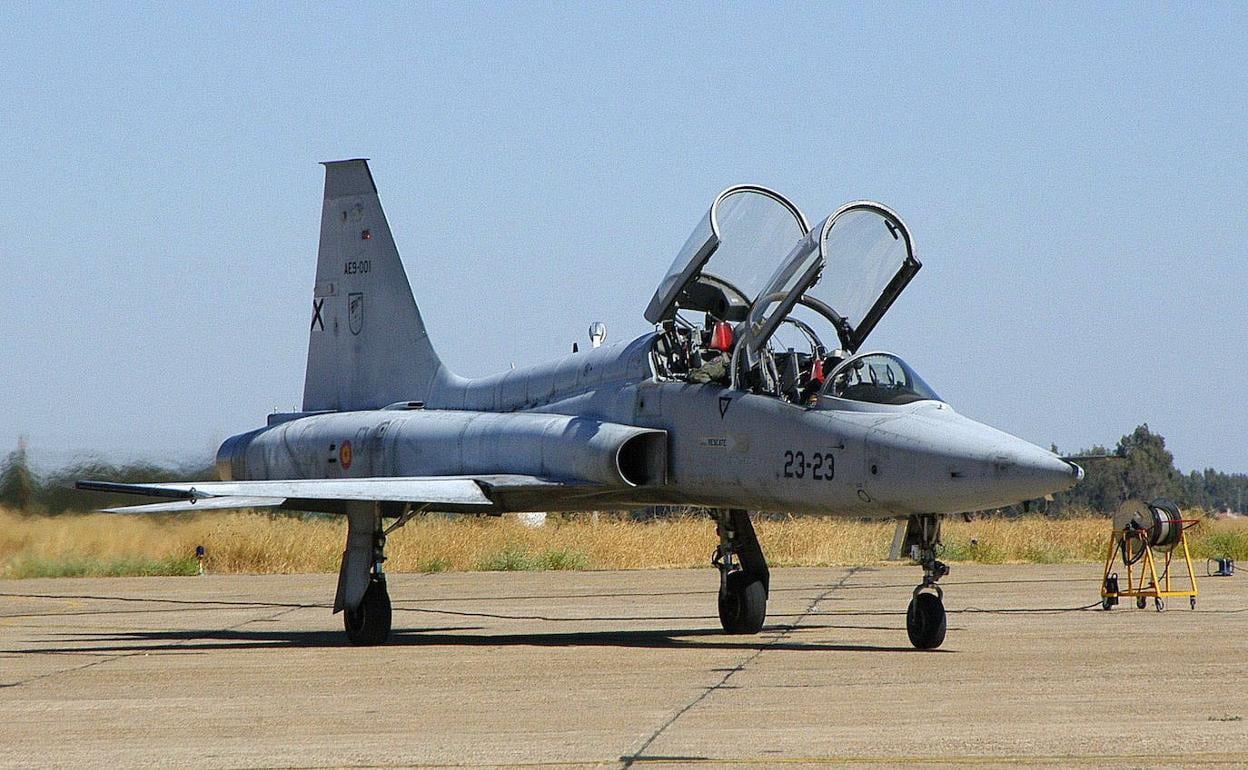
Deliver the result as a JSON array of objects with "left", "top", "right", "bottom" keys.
[{"left": 2, "top": 507, "right": 1245, "bottom": 578}]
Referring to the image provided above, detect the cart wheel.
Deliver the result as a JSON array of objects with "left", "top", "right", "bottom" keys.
[
  {"left": 1154, "top": 597, "right": 1165, "bottom": 612},
  {"left": 1100, "top": 595, "right": 1114, "bottom": 611},
  {"left": 1136, "top": 596, "right": 1147, "bottom": 610},
  {"left": 1190, "top": 597, "right": 1197, "bottom": 610}
]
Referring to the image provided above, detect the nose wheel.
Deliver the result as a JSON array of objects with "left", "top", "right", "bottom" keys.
[
  {"left": 900, "top": 514, "right": 949, "bottom": 650},
  {"left": 907, "top": 587, "right": 946, "bottom": 649}
]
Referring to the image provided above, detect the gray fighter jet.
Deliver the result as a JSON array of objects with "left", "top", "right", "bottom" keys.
[{"left": 81, "top": 160, "right": 1082, "bottom": 649}]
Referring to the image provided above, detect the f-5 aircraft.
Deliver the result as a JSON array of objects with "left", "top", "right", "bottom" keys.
[{"left": 81, "top": 159, "right": 1082, "bottom": 650}]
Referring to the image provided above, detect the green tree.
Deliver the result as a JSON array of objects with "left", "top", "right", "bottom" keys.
[
  {"left": 1060, "top": 443, "right": 1120, "bottom": 512},
  {"left": 1179, "top": 467, "right": 1248, "bottom": 513},
  {"left": 1055, "top": 424, "right": 1182, "bottom": 513},
  {"left": 0, "top": 438, "right": 37, "bottom": 511},
  {"left": 1118, "top": 424, "right": 1181, "bottom": 502},
  {"left": 39, "top": 458, "right": 216, "bottom": 513}
]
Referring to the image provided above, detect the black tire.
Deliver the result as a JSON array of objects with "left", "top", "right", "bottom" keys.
[
  {"left": 718, "top": 572, "right": 767, "bottom": 634},
  {"left": 907, "top": 592, "right": 947, "bottom": 650},
  {"left": 1136, "top": 596, "right": 1147, "bottom": 610},
  {"left": 344, "top": 579, "right": 392, "bottom": 645},
  {"left": 1100, "top": 595, "right": 1114, "bottom": 611}
]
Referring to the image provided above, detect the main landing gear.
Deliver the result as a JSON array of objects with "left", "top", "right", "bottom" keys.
[
  {"left": 713, "top": 509, "right": 770, "bottom": 634},
  {"left": 345, "top": 574, "right": 391, "bottom": 645},
  {"left": 336, "top": 502, "right": 418, "bottom": 645},
  {"left": 899, "top": 513, "right": 948, "bottom": 650}
]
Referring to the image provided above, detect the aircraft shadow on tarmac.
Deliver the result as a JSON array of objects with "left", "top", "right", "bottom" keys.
[{"left": 28, "top": 624, "right": 938, "bottom": 654}]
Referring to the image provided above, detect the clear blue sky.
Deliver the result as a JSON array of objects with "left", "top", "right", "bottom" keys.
[{"left": 2, "top": 3, "right": 1245, "bottom": 474}]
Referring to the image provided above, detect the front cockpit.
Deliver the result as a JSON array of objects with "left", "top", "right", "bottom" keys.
[{"left": 647, "top": 186, "right": 932, "bottom": 409}]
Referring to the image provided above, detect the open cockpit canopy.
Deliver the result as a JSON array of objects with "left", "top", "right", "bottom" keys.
[
  {"left": 644, "top": 186, "right": 809, "bottom": 324},
  {"left": 648, "top": 192, "right": 923, "bottom": 405},
  {"left": 739, "top": 202, "right": 920, "bottom": 366}
]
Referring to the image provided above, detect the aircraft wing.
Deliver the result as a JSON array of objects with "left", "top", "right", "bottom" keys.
[{"left": 75, "top": 476, "right": 566, "bottom": 513}]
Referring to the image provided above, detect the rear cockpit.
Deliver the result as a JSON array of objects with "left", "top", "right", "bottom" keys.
[{"left": 648, "top": 187, "right": 934, "bottom": 408}]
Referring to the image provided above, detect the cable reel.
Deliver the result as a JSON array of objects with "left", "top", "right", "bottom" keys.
[
  {"left": 1113, "top": 499, "right": 1184, "bottom": 565},
  {"left": 1101, "top": 498, "right": 1199, "bottom": 611}
]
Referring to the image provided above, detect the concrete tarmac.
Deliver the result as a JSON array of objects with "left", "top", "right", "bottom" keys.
[{"left": 1, "top": 564, "right": 1246, "bottom": 769}]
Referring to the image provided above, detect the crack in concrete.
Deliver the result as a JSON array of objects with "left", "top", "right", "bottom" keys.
[
  {"left": 2, "top": 601, "right": 305, "bottom": 688},
  {"left": 618, "top": 566, "right": 862, "bottom": 768}
]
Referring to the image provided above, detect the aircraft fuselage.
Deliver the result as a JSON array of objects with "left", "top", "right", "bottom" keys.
[{"left": 219, "top": 332, "right": 1080, "bottom": 518}]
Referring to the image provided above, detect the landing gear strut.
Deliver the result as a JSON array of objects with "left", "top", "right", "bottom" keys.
[
  {"left": 713, "top": 509, "right": 769, "bottom": 634},
  {"left": 900, "top": 513, "right": 948, "bottom": 650},
  {"left": 336, "top": 502, "right": 405, "bottom": 645}
]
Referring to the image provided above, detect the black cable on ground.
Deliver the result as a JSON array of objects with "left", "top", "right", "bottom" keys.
[{"left": 953, "top": 602, "right": 1104, "bottom": 614}]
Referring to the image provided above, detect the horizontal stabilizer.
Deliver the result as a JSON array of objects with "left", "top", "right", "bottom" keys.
[{"left": 103, "top": 497, "right": 287, "bottom": 514}]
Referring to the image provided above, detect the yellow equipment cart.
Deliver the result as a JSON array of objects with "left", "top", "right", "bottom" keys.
[{"left": 1100, "top": 499, "right": 1198, "bottom": 611}]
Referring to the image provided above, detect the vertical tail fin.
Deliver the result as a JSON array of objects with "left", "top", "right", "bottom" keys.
[{"left": 302, "top": 159, "right": 452, "bottom": 411}]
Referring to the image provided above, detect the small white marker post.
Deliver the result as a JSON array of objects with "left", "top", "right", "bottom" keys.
[{"left": 512, "top": 512, "right": 547, "bottom": 528}]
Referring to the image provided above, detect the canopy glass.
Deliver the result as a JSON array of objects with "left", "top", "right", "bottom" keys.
[
  {"left": 820, "top": 351, "right": 941, "bottom": 406},
  {"left": 739, "top": 202, "right": 920, "bottom": 365},
  {"left": 644, "top": 186, "right": 808, "bottom": 324}
]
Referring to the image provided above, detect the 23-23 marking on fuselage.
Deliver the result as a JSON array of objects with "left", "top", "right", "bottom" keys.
[{"left": 783, "top": 450, "right": 835, "bottom": 480}]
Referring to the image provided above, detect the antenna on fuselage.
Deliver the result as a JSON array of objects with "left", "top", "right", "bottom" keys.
[{"left": 589, "top": 322, "right": 607, "bottom": 348}]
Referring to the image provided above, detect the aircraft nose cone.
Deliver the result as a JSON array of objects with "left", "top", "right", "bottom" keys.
[
  {"left": 1009, "top": 445, "right": 1083, "bottom": 496},
  {"left": 863, "top": 409, "right": 1086, "bottom": 514}
]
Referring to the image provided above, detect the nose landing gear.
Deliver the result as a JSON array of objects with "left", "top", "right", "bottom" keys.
[
  {"left": 907, "top": 586, "right": 946, "bottom": 650},
  {"left": 901, "top": 513, "right": 948, "bottom": 650}
]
